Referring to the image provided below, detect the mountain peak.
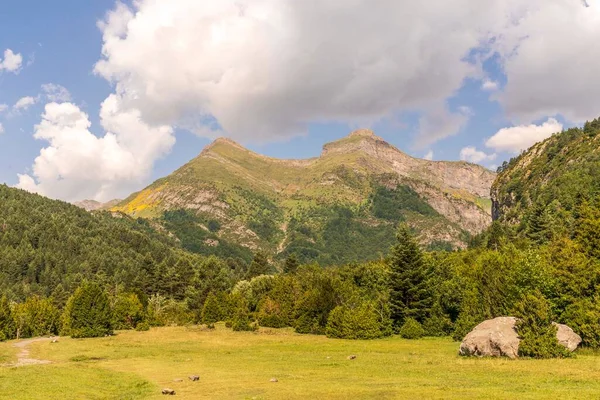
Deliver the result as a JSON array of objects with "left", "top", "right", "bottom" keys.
[
  {"left": 348, "top": 128, "right": 377, "bottom": 138},
  {"left": 202, "top": 137, "right": 245, "bottom": 155}
]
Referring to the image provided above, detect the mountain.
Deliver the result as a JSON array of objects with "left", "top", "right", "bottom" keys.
[
  {"left": 113, "top": 129, "right": 496, "bottom": 264},
  {"left": 491, "top": 117, "right": 600, "bottom": 242},
  {"left": 74, "top": 199, "right": 122, "bottom": 211}
]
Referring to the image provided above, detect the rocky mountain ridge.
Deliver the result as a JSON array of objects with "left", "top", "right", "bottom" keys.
[{"left": 112, "top": 129, "right": 496, "bottom": 263}]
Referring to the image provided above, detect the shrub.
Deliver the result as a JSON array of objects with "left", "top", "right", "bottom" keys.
[
  {"left": 423, "top": 303, "right": 453, "bottom": 337},
  {"left": 399, "top": 318, "right": 425, "bottom": 339},
  {"left": 257, "top": 297, "right": 287, "bottom": 328},
  {"left": 562, "top": 298, "right": 600, "bottom": 348},
  {"left": 0, "top": 296, "right": 16, "bottom": 341},
  {"left": 135, "top": 322, "right": 150, "bottom": 331},
  {"left": 147, "top": 294, "right": 193, "bottom": 327},
  {"left": 13, "top": 296, "right": 60, "bottom": 338},
  {"left": 513, "top": 291, "right": 571, "bottom": 359},
  {"left": 326, "top": 302, "right": 388, "bottom": 339},
  {"left": 63, "top": 282, "right": 113, "bottom": 338},
  {"left": 112, "top": 293, "right": 145, "bottom": 330}
]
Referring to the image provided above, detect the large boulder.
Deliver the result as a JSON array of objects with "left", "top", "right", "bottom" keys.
[
  {"left": 459, "top": 317, "right": 520, "bottom": 358},
  {"left": 459, "top": 317, "right": 581, "bottom": 358},
  {"left": 554, "top": 323, "right": 582, "bottom": 352}
]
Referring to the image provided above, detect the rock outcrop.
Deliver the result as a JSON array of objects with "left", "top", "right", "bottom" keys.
[{"left": 459, "top": 317, "right": 581, "bottom": 358}]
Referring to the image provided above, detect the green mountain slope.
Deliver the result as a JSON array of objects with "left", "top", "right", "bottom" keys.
[
  {"left": 0, "top": 184, "right": 209, "bottom": 300},
  {"left": 114, "top": 130, "right": 496, "bottom": 263},
  {"left": 491, "top": 117, "right": 600, "bottom": 241}
]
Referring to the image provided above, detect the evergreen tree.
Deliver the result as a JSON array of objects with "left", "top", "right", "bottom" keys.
[
  {"left": 284, "top": 253, "right": 299, "bottom": 274},
  {"left": 389, "top": 224, "right": 432, "bottom": 327},
  {"left": 63, "top": 282, "right": 113, "bottom": 338},
  {"left": 231, "top": 297, "right": 256, "bottom": 332},
  {"left": 0, "top": 296, "right": 15, "bottom": 341},
  {"left": 527, "top": 203, "right": 550, "bottom": 244},
  {"left": 112, "top": 293, "right": 145, "bottom": 330},
  {"left": 513, "top": 291, "right": 571, "bottom": 359},
  {"left": 246, "top": 251, "right": 270, "bottom": 279},
  {"left": 201, "top": 292, "right": 221, "bottom": 328}
]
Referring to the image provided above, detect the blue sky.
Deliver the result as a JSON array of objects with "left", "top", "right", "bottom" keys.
[{"left": 1, "top": 1, "right": 597, "bottom": 202}]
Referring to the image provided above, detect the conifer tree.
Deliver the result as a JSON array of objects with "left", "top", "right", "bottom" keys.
[
  {"left": 63, "top": 282, "right": 113, "bottom": 338},
  {"left": 0, "top": 296, "right": 15, "bottom": 341},
  {"left": 246, "top": 251, "right": 270, "bottom": 279},
  {"left": 389, "top": 224, "right": 432, "bottom": 327},
  {"left": 283, "top": 253, "right": 299, "bottom": 274},
  {"left": 201, "top": 292, "right": 221, "bottom": 328}
]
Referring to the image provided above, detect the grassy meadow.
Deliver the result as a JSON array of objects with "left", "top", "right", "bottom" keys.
[{"left": 2, "top": 325, "right": 600, "bottom": 399}]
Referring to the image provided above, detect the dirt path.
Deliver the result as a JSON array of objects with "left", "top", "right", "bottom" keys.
[{"left": 3, "top": 337, "right": 55, "bottom": 367}]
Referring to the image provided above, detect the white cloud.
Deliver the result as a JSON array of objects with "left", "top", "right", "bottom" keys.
[
  {"left": 0, "top": 123, "right": 4, "bottom": 134},
  {"left": 493, "top": 1, "right": 600, "bottom": 123},
  {"left": 17, "top": 98, "right": 174, "bottom": 202},
  {"left": 460, "top": 146, "right": 497, "bottom": 164},
  {"left": 41, "top": 84, "right": 72, "bottom": 102},
  {"left": 94, "top": 0, "right": 527, "bottom": 145},
  {"left": 485, "top": 118, "right": 563, "bottom": 153},
  {"left": 0, "top": 104, "right": 7, "bottom": 113},
  {"left": 0, "top": 49, "right": 23, "bottom": 73},
  {"left": 13, "top": 96, "right": 37, "bottom": 111},
  {"left": 424, "top": 150, "right": 434, "bottom": 160},
  {"left": 481, "top": 80, "right": 499, "bottom": 92}
]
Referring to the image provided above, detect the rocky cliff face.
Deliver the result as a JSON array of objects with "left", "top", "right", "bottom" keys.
[{"left": 113, "top": 129, "right": 495, "bottom": 261}]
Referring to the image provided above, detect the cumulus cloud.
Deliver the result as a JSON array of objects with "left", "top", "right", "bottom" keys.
[
  {"left": 494, "top": 0, "right": 600, "bottom": 123},
  {"left": 460, "top": 146, "right": 497, "bottom": 164},
  {"left": 424, "top": 150, "right": 434, "bottom": 161},
  {"left": 17, "top": 98, "right": 174, "bottom": 202},
  {"left": 0, "top": 49, "right": 22, "bottom": 73},
  {"left": 0, "top": 123, "right": 4, "bottom": 134},
  {"left": 485, "top": 118, "right": 563, "bottom": 153},
  {"left": 94, "top": 0, "right": 523, "bottom": 144},
  {"left": 0, "top": 104, "right": 7, "bottom": 113},
  {"left": 41, "top": 83, "right": 72, "bottom": 102},
  {"left": 13, "top": 96, "right": 37, "bottom": 112}
]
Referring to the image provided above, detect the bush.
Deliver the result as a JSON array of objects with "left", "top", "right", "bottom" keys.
[
  {"left": 423, "top": 307, "right": 453, "bottom": 337},
  {"left": 147, "top": 294, "right": 193, "bottom": 327},
  {"left": 257, "top": 297, "right": 288, "bottom": 328},
  {"left": 326, "top": 302, "right": 389, "bottom": 339},
  {"left": 513, "top": 291, "right": 571, "bottom": 359},
  {"left": 112, "top": 293, "right": 145, "bottom": 330},
  {"left": 13, "top": 296, "right": 60, "bottom": 338},
  {"left": 399, "top": 318, "right": 425, "bottom": 339},
  {"left": 135, "top": 321, "right": 150, "bottom": 331},
  {"left": 0, "top": 296, "right": 16, "bottom": 341},
  {"left": 562, "top": 298, "right": 600, "bottom": 348},
  {"left": 63, "top": 282, "right": 113, "bottom": 338}
]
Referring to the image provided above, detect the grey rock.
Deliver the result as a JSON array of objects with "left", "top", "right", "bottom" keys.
[
  {"left": 554, "top": 322, "right": 582, "bottom": 352},
  {"left": 347, "top": 355, "right": 357, "bottom": 360},
  {"left": 162, "top": 388, "right": 176, "bottom": 395},
  {"left": 189, "top": 375, "right": 200, "bottom": 382},
  {"left": 270, "top": 378, "right": 278, "bottom": 383}
]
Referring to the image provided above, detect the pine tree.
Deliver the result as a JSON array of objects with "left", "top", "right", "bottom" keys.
[
  {"left": 201, "top": 292, "right": 221, "bottom": 328},
  {"left": 231, "top": 297, "right": 256, "bottom": 332},
  {"left": 63, "top": 282, "right": 113, "bottom": 338},
  {"left": 283, "top": 253, "right": 299, "bottom": 274},
  {"left": 246, "top": 251, "right": 270, "bottom": 279},
  {"left": 527, "top": 203, "right": 549, "bottom": 244},
  {"left": 389, "top": 224, "right": 432, "bottom": 327},
  {"left": 513, "top": 291, "right": 571, "bottom": 358},
  {"left": 0, "top": 296, "right": 15, "bottom": 341}
]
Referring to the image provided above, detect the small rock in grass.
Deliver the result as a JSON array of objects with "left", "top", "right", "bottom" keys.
[
  {"left": 270, "top": 378, "right": 278, "bottom": 383},
  {"left": 347, "top": 355, "right": 357, "bottom": 360},
  {"left": 162, "top": 388, "right": 176, "bottom": 395},
  {"left": 173, "top": 378, "right": 183, "bottom": 382},
  {"left": 51, "top": 339, "right": 58, "bottom": 343},
  {"left": 189, "top": 375, "right": 200, "bottom": 382}
]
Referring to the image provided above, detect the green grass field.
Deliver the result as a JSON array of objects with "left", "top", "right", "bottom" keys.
[{"left": 2, "top": 325, "right": 600, "bottom": 399}]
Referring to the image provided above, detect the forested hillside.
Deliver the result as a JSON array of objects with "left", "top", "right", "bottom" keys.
[
  {"left": 491, "top": 117, "right": 600, "bottom": 243},
  {"left": 0, "top": 185, "right": 231, "bottom": 302}
]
